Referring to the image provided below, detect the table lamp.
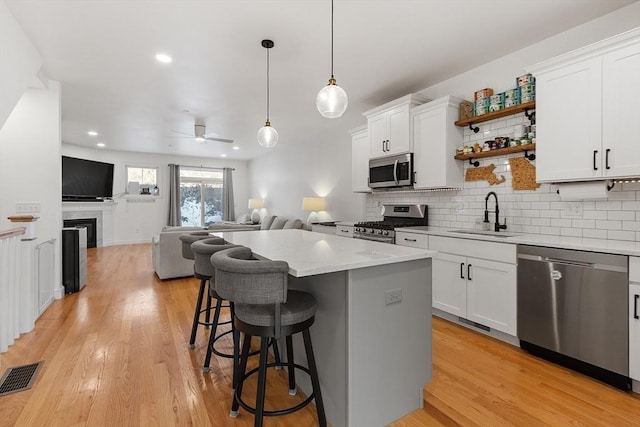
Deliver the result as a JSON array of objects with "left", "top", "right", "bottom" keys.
[
  {"left": 302, "top": 197, "right": 326, "bottom": 225},
  {"left": 248, "top": 198, "right": 265, "bottom": 223}
]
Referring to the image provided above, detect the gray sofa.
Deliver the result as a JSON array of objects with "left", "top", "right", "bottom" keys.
[{"left": 151, "top": 216, "right": 304, "bottom": 280}]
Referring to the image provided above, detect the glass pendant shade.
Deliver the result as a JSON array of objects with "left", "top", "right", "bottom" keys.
[
  {"left": 257, "top": 122, "right": 278, "bottom": 148},
  {"left": 316, "top": 78, "right": 348, "bottom": 118}
]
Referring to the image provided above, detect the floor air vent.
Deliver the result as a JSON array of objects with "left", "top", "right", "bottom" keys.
[{"left": 0, "top": 361, "right": 44, "bottom": 396}]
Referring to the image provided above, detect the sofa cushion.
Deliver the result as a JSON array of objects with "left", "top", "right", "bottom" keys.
[
  {"left": 260, "top": 215, "right": 277, "bottom": 230},
  {"left": 162, "top": 225, "right": 205, "bottom": 232},
  {"left": 270, "top": 217, "right": 288, "bottom": 230},
  {"left": 283, "top": 219, "right": 303, "bottom": 229}
]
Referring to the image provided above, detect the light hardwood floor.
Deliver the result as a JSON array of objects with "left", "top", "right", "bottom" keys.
[{"left": 1, "top": 243, "right": 639, "bottom": 426}]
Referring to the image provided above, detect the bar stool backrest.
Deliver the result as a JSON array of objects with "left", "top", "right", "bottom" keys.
[
  {"left": 179, "top": 231, "right": 211, "bottom": 260},
  {"left": 191, "top": 237, "right": 237, "bottom": 278},
  {"left": 212, "top": 246, "right": 289, "bottom": 306}
]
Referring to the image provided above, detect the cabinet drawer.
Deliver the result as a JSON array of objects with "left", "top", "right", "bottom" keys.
[
  {"left": 395, "top": 231, "right": 428, "bottom": 249},
  {"left": 631, "top": 257, "right": 640, "bottom": 282},
  {"left": 429, "top": 235, "right": 516, "bottom": 264},
  {"left": 335, "top": 226, "right": 354, "bottom": 238}
]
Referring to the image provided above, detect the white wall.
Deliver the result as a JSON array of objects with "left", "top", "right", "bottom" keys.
[
  {"left": 0, "top": 82, "right": 63, "bottom": 295},
  {"left": 0, "top": 0, "right": 43, "bottom": 130},
  {"left": 61, "top": 144, "right": 250, "bottom": 245},
  {"left": 248, "top": 122, "right": 367, "bottom": 224}
]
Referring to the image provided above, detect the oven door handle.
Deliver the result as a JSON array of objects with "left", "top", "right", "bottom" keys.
[{"left": 393, "top": 159, "right": 399, "bottom": 185}]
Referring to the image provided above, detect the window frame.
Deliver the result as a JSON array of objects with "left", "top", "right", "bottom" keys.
[
  {"left": 124, "top": 164, "right": 161, "bottom": 198},
  {"left": 179, "top": 167, "right": 225, "bottom": 226}
]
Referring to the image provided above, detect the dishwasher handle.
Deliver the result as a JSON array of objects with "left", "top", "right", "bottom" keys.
[
  {"left": 543, "top": 257, "right": 595, "bottom": 269},
  {"left": 518, "top": 253, "right": 626, "bottom": 273}
]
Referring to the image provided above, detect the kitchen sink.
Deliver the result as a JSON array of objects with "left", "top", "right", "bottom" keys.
[{"left": 447, "top": 229, "right": 520, "bottom": 238}]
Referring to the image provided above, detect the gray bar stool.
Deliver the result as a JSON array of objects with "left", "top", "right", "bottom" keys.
[
  {"left": 179, "top": 231, "right": 215, "bottom": 348},
  {"left": 212, "top": 246, "right": 326, "bottom": 427},
  {"left": 192, "top": 238, "right": 246, "bottom": 372}
]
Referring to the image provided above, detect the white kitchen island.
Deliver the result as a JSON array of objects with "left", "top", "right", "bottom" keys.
[{"left": 214, "top": 229, "right": 435, "bottom": 427}]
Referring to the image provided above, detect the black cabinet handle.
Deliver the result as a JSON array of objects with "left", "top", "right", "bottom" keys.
[
  {"left": 635, "top": 294, "right": 639, "bottom": 320},
  {"left": 460, "top": 263, "right": 465, "bottom": 279},
  {"left": 606, "top": 148, "right": 611, "bottom": 170},
  {"left": 404, "top": 238, "right": 417, "bottom": 242},
  {"left": 467, "top": 264, "right": 472, "bottom": 281},
  {"left": 593, "top": 150, "right": 598, "bottom": 170}
]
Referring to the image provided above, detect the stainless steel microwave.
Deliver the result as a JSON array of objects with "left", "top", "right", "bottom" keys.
[{"left": 368, "top": 153, "right": 413, "bottom": 188}]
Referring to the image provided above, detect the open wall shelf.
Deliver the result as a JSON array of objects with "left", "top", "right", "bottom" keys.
[
  {"left": 454, "top": 101, "right": 536, "bottom": 128},
  {"left": 455, "top": 143, "right": 536, "bottom": 161}
]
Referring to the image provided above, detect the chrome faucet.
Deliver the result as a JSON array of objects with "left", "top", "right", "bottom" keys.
[{"left": 484, "top": 191, "right": 507, "bottom": 232}]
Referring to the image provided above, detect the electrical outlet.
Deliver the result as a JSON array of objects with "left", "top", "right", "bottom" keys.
[
  {"left": 564, "top": 202, "right": 583, "bottom": 218},
  {"left": 385, "top": 288, "right": 402, "bottom": 305},
  {"left": 16, "top": 202, "right": 41, "bottom": 213}
]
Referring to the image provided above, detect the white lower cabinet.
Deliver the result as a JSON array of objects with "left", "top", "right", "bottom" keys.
[
  {"left": 430, "top": 236, "right": 517, "bottom": 336},
  {"left": 335, "top": 224, "right": 354, "bottom": 238},
  {"left": 630, "top": 257, "right": 640, "bottom": 383}
]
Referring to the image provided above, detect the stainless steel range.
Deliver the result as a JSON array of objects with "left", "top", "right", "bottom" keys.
[{"left": 354, "top": 204, "right": 428, "bottom": 244}]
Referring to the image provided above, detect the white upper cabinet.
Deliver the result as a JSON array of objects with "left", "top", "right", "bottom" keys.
[
  {"left": 528, "top": 29, "right": 640, "bottom": 182},
  {"left": 602, "top": 42, "right": 640, "bottom": 178},
  {"left": 363, "top": 94, "right": 428, "bottom": 159},
  {"left": 350, "top": 126, "right": 371, "bottom": 193},
  {"left": 411, "top": 96, "right": 464, "bottom": 189}
]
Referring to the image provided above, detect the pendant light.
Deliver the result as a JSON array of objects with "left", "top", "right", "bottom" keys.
[
  {"left": 316, "top": 0, "right": 348, "bottom": 118},
  {"left": 257, "top": 39, "right": 278, "bottom": 148}
]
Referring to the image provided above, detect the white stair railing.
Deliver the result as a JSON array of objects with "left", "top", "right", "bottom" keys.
[{"left": 0, "top": 227, "right": 26, "bottom": 355}]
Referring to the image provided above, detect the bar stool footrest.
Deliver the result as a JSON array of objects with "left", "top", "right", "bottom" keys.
[{"left": 235, "top": 361, "right": 314, "bottom": 417}]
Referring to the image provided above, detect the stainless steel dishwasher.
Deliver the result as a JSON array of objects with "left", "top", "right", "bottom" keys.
[{"left": 517, "top": 245, "right": 630, "bottom": 390}]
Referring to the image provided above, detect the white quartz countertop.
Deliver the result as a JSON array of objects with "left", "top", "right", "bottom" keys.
[
  {"left": 398, "top": 226, "right": 640, "bottom": 257},
  {"left": 213, "top": 229, "right": 435, "bottom": 277}
]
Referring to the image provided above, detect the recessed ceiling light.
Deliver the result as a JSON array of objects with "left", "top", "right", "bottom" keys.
[
  {"left": 88, "top": 131, "right": 98, "bottom": 136},
  {"left": 221, "top": 154, "right": 228, "bottom": 158},
  {"left": 232, "top": 146, "right": 240, "bottom": 150},
  {"left": 96, "top": 142, "right": 105, "bottom": 147},
  {"left": 155, "top": 53, "right": 172, "bottom": 63}
]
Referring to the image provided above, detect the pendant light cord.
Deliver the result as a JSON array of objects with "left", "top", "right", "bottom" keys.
[
  {"left": 266, "top": 46, "right": 270, "bottom": 122},
  {"left": 330, "top": 0, "right": 334, "bottom": 79}
]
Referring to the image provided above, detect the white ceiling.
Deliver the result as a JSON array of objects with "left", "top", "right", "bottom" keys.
[{"left": 5, "top": 0, "right": 635, "bottom": 160}]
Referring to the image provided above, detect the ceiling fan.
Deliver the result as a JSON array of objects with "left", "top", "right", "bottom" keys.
[{"left": 170, "top": 124, "right": 233, "bottom": 144}]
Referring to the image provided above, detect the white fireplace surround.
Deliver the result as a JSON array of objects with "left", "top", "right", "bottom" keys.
[{"left": 62, "top": 201, "right": 116, "bottom": 247}]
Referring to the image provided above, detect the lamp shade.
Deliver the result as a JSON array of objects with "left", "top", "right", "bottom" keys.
[
  {"left": 257, "top": 123, "right": 278, "bottom": 148},
  {"left": 316, "top": 81, "right": 348, "bottom": 118},
  {"left": 248, "top": 198, "right": 265, "bottom": 209},
  {"left": 302, "top": 197, "right": 326, "bottom": 212}
]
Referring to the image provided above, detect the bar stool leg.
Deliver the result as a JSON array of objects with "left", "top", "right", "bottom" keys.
[
  {"left": 231, "top": 333, "right": 252, "bottom": 417},
  {"left": 204, "top": 280, "right": 212, "bottom": 328},
  {"left": 231, "top": 304, "right": 240, "bottom": 393},
  {"left": 303, "top": 329, "right": 327, "bottom": 427},
  {"left": 286, "top": 335, "right": 296, "bottom": 395},
  {"left": 203, "top": 296, "right": 224, "bottom": 372},
  {"left": 189, "top": 278, "right": 207, "bottom": 348},
  {"left": 254, "top": 338, "right": 270, "bottom": 427},
  {"left": 272, "top": 337, "right": 281, "bottom": 369}
]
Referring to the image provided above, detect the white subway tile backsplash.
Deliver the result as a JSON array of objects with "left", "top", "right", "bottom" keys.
[
  {"left": 608, "top": 211, "right": 635, "bottom": 221},
  {"left": 622, "top": 201, "right": 640, "bottom": 210},
  {"left": 367, "top": 114, "right": 638, "bottom": 242},
  {"left": 607, "top": 230, "right": 635, "bottom": 241},
  {"left": 583, "top": 210, "right": 608, "bottom": 220},
  {"left": 561, "top": 228, "right": 583, "bottom": 237},
  {"left": 595, "top": 201, "right": 622, "bottom": 211},
  {"left": 572, "top": 219, "right": 595, "bottom": 228},
  {"left": 595, "top": 220, "right": 622, "bottom": 230},
  {"left": 551, "top": 218, "right": 572, "bottom": 228},
  {"left": 583, "top": 229, "right": 608, "bottom": 239}
]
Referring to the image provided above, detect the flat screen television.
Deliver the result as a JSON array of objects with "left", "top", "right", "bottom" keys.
[{"left": 62, "top": 156, "right": 114, "bottom": 201}]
